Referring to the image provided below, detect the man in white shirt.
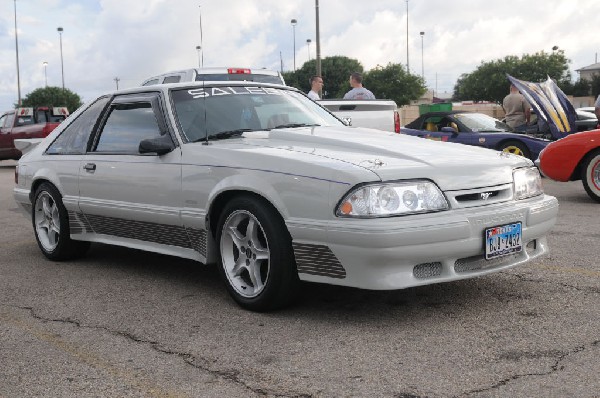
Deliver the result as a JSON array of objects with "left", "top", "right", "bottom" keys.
[{"left": 307, "top": 76, "right": 323, "bottom": 100}]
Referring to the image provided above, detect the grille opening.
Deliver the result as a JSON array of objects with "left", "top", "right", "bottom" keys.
[
  {"left": 413, "top": 262, "right": 442, "bottom": 279},
  {"left": 454, "top": 253, "right": 520, "bottom": 273},
  {"left": 455, "top": 190, "right": 500, "bottom": 202}
]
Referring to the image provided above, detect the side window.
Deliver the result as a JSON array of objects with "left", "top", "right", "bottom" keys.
[
  {"left": 4, "top": 114, "right": 15, "bottom": 129},
  {"left": 0, "top": 115, "right": 7, "bottom": 128},
  {"left": 46, "top": 97, "right": 110, "bottom": 155},
  {"left": 94, "top": 102, "right": 162, "bottom": 153},
  {"left": 16, "top": 115, "right": 35, "bottom": 126},
  {"left": 162, "top": 75, "right": 181, "bottom": 84}
]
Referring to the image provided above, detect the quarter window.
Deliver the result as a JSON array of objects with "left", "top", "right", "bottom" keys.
[
  {"left": 46, "top": 97, "right": 110, "bottom": 155},
  {"left": 94, "top": 103, "right": 162, "bottom": 153}
]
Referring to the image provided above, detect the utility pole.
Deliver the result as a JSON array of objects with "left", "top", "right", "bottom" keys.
[{"left": 114, "top": 77, "right": 120, "bottom": 90}]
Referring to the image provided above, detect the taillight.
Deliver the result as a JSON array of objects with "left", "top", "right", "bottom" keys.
[
  {"left": 394, "top": 111, "right": 401, "bottom": 133},
  {"left": 228, "top": 68, "right": 251, "bottom": 74}
]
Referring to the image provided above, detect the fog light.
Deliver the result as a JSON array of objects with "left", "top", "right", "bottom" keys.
[{"left": 526, "top": 240, "right": 536, "bottom": 253}]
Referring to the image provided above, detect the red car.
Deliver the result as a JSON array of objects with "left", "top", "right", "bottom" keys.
[{"left": 537, "top": 129, "right": 600, "bottom": 202}]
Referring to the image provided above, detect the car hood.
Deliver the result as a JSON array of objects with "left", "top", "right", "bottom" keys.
[
  {"left": 232, "top": 126, "right": 531, "bottom": 190},
  {"left": 508, "top": 75, "right": 577, "bottom": 139}
]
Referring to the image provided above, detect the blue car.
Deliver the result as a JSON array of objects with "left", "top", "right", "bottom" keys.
[{"left": 402, "top": 111, "right": 550, "bottom": 161}]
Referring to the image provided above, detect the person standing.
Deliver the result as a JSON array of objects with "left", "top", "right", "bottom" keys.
[
  {"left": 307, "top": 76, "right": 323, "bottom": 100},
  {"left": 343, "top": 72, "right": 375, "bottom": 100},
  {"left": 502, "top": 84, "right": 531, "bottom": 129}
]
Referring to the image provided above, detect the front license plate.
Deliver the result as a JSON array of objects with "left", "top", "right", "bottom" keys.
[{"left": 485, "top": 222, "right": 522, "bottom": 260}]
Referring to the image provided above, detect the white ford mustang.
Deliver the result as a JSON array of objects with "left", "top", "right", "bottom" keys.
[{"left": 13, "top": 82, "right": 558, "bottom": 311}]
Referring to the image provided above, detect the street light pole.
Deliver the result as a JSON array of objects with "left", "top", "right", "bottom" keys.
[
  {"left": 43, "top": 62, "right": 48, "bottom": 87},
  {"left": 291, "top": 19, "right": 297, "bottom": 71},
  {"left": 306, "top": 39, "right": 312, "bottom": 61},
  {"left": 57, "top": 27, "right": 65, "bottom": 90},
  {"left": 420, "top": 31, "right": 424, "bottom": 79},
  {"left": 406, "top": 0, "right": 409, "bottom": 73},
  {"left": 14, "top": 0, "right": 22, "bottom": 106}
]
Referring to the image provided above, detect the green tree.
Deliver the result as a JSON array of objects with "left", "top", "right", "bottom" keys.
[
  {"left": 453, "top": 50, "right": 571, "bottom": 103},
  {"left": 571, "top": 79, "right": 591, "bottom": 97},
  {"left": 590, "top": 74, "right": 600, "bottom": 98},
  {"left": 20, "top": 86, "right": 83, "bottom": 112},
  {"left": 284, "top": 56, "right": 364, "bottom": 98},
  {"left": 364, "top": 63, "right": 426, "bottom": 106}
]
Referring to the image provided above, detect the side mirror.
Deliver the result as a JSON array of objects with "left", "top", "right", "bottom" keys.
[{"left": 139, "top": 136, "right": 175, "bottom": 155}]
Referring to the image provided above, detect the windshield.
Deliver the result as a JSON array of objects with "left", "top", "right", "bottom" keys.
[
  {"left": 171, "top": 85, "right": 343, "bottom": 142},
  {"left": 454, "top": 113, "right": 512, "bottom": 132}
]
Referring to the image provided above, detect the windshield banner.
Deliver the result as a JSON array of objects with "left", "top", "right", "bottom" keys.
[{"left": 507, "top": 75, "right": 576, "bottom": 139}]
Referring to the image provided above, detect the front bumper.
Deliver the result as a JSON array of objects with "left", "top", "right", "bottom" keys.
[{"left": 287, "top": 194, "right": 558, "bottom": 290}]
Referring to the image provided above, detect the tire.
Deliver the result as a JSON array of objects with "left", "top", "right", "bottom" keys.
[
  {"left": 499, "top": 140, "right": 531, "bottom": 159},
  {"left": 581, "top": 149, "right": 600, "bottom": 203},
  {"left": 32, "top": 183, "right": 90, "bottom": 260},
  {"left": 216, "top": 195, "right": 299, "bottom": 312}
]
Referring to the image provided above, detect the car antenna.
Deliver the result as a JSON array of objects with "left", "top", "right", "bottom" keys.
[{"left": 199, "top": 7, "right": 209, "bottom": 146}]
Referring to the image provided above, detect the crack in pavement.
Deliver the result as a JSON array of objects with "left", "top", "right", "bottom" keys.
[
  {"left": 7, "top": 305, "right": 312, "bottom": 398},
  {"left": 501, "top": 272, "right": 600, "bottom": 295},
  {"left": 459, "top": 340, "right": 600, "bottom": 397}
]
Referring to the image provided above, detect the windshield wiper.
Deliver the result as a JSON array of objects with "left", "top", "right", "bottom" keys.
[
  {"left": 269, "top": 123, "right": 320, "bottom": 130},
  {"left": 192, "top": 129, "right": 254, "bottom": 142}
]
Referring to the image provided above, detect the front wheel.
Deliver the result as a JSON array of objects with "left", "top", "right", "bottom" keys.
[
  {"left": 499, "top": 140, "right": 531, "bottom": 159},
  {"left": 32, "top": 183, "right": 90, "bottom": 260},
  {"left": 216, "top": 195, "right": 298, "bottom": 311},
  {"left": 581, "top": 149, "right": 600, "bottom": 203}
]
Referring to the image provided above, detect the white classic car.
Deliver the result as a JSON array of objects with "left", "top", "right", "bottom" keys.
[{"left": 14, "top": 81, "right": 559, "bottom": 311}]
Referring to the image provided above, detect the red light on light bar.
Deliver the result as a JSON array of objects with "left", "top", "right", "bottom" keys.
[{"left": 228, "top": 68, "right": 251, "bottom": 74}]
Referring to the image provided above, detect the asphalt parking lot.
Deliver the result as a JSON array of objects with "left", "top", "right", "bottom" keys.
[{"left": 0, "top": 159, "right": 598, "bottom": 398}]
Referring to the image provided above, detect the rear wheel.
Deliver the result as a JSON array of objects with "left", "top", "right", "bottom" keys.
[
  {"left": 216, "top": 195, "right": 299, "bottom": 311},
  {"left": 499, "top": 141, "right": 531, "bottom": 159},
  {"left": 32, "top": 183, "right": 90, "bottom": 260},
  {"left": 581, "top": 149, "right": 600, "bottom": 203}
]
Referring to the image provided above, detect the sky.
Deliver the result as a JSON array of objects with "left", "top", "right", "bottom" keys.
[{"left": 1, "top": 0, "right": 599, "bottom": 111}]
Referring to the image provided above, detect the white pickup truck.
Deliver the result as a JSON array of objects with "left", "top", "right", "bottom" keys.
[{"left": 318, "top": 99, "right": 400, "bottom": 133}]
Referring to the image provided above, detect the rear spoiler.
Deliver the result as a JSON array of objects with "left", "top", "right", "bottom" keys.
[
  {"left": 14, "top": 138, "right": 43, "bottom": 155},
  {"left": 507, "top": 75, "right": 576, "bottom": 139}
]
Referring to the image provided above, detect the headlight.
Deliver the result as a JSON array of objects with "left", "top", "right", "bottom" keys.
[
  {"left": 513, "top": 167, "right": 543, "bottom": 200},
  {"left": 336, "top": 180, "right": 449, "bottom": 217}
]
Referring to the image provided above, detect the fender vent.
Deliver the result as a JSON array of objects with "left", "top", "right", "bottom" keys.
[{"left": 293, "top": 242, "right": 346, "bottom": 279}]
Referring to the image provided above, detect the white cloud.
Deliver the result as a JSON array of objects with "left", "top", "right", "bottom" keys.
[{"left": 0, "top": 0, "right": 598, "bottom": 110}]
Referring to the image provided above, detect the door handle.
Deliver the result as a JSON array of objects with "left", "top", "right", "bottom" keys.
[{"left": 83, "top": 163, "right": 96, "bottom": 171}]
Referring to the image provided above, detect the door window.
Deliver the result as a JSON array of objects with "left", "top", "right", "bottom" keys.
[{"left": 94, "top": 103, "right": 163, "bottom": 153}]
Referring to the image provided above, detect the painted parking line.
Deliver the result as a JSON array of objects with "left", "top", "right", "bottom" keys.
[{"left": 533, "top": 263, "right": 600, "bottom": 278}]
